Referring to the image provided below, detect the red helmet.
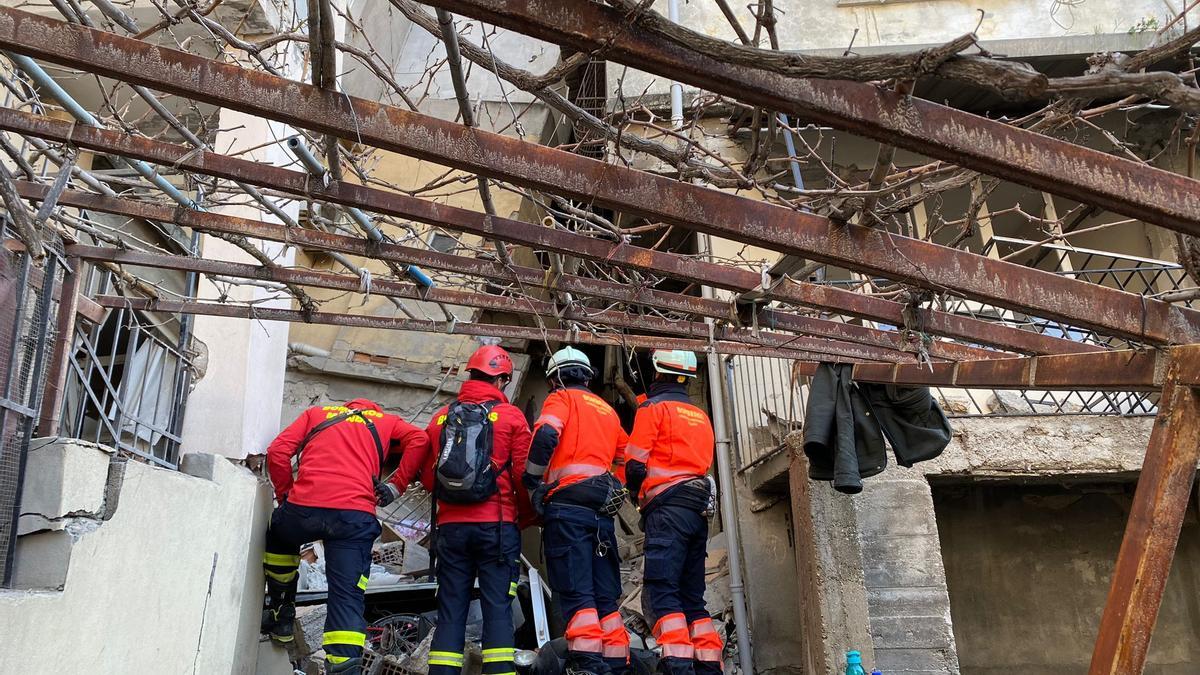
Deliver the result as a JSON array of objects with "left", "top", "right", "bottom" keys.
[{"left": 466, "top": 345, "right": 514, "bottom": 377}]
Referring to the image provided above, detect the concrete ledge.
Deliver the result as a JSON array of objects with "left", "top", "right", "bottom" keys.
[
  {"left": 742, "top": 447, "right": 791, "bottom": 496},
  {"left": 18, "top": 438, "right": 112, "bottom": 524},
  {"left": 924, "top": 416, "right": 1156, "bottom": 478}
]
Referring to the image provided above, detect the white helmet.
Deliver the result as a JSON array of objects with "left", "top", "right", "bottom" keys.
[
  {"left": 652, "top": 349, "right": 698, "bottom": 377},
  {"left": 547, "top": 346, "right": 593, "bottom": 379}
]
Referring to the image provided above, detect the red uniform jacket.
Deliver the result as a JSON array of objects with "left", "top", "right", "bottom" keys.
[
  {"left": 420, "top": 379, "right": 535, "bottom": 525},
  {"left": 267, "top": 398, "right": 430, "bottom": 513}
]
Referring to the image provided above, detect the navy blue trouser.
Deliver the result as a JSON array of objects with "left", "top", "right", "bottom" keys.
[
  {"left": 544, "top": 503, "right": 627, "bottom": 675},
  {"left": 643, "top": 504, "right": 719, "bottom": 675},
  {"left": 265, "top": 502, "right": 381, "bottom": 670},
  {"left": 430, "top": 522, "right": 522, "bottom": 675}
]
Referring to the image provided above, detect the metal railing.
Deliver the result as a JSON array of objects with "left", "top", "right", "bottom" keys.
[
  {"left": 726, "top": 355, "right": 805, "bottom": 470},
  {"left": 0, "top": 242, "right": 62, "bottom": 586}
]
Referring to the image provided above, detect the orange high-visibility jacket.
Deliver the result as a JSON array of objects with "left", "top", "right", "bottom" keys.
[
  {"left": 529, "top": 386, "right": 628, "bottom": 494},
  {"left": 626, "top": 384, "right": 715, "bottom": 505}
]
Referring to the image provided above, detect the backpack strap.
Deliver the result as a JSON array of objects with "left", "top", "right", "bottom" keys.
[
  {"left": 297, "top": 408, "right": 386, "bottom": 478},
  {"left": 360, "top": 415, "right": 386, "bottom": 479}
]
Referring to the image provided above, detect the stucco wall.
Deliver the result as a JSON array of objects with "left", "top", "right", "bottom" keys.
[{"left": 0, "top": 440, "right": 277, "bottom": 674}]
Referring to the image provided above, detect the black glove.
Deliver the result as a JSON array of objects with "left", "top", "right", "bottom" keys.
[
  {"left": 375, "top": 481, "right": 400, "bottom": 507},
  {"left": 530, "top": 480, "right": 557, "bottom": 518}
]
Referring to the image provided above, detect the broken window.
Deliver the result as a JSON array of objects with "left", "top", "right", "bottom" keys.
[{"left": 60, "top": 270, "right": 194, "bottom": 469}]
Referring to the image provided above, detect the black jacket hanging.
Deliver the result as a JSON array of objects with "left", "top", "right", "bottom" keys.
[{"left": 802, "top": 363, "right": 951, "bottom": 493}]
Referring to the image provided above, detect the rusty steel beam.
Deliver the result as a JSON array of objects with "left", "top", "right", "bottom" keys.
[
  {"left": 28, "top": 184, "right": 997, "bottom": 361},
  {"left": 1089, "top": 346, "right": 1200, "bottom": 674},
  {"left": 68, "top": 244, "right": 910, "bottom": 362},
  {"left": 790, "top": 346, "right": 1193, "bottom": 391},
  {"left": 427, "top": 0, "right": 1200, "bottom": 238},
  {"left": 37, "top": 257, "right": 81, "bottom": 436},
  {"left": 2, "top": 112, "right": 1088, "bottom": 357},
  {"left": 0, "top": 14, "right": 1186, "bottom": 347},
  {"left": 93, "top": 295, "right": 835, "bottom": 361}
]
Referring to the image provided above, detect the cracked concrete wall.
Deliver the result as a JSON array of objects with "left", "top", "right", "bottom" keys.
[{"left": 0, "top": 439, "right": 275, "bottom": 674}]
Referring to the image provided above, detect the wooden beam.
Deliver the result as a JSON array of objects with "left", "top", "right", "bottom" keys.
[{"left": 1090, "top": 344, "right": 1200, "bottom": 674}]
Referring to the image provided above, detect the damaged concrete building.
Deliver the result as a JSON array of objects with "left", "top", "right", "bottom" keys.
[{"left": 1, "top": 0, "right": 1199, "bottom": 674}]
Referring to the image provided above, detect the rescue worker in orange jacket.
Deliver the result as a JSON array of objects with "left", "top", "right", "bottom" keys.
[
  {"left": 523, "top": 347, "right": 631, "bottom": 675},
  {"left": 626, "top": 351, "right": 723, "bottom": 675},
  {"left": 262, "top": 398, "right": 430, "bottom": 675}
]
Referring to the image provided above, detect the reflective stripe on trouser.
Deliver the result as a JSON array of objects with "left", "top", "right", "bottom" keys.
[
  {"left": 653, "top": 613, "right": 694, "bottom": 659},
  {"left": 643, "top": 503, "right": 710, "bottom": 675},
  {"left": 544, "top": 503, "right": 623, "bottom": 675},
  {"left": 431, "top": 522, "right": 521, "bottom": 675},
  {"left": 263, "top": 507, "right": 305, "bottom": 633},
  {"left": 601, "top": 610, "right": 631, "bottom": 674},
  {"left": 483, "top": 647, "right": 517, "bottom": 675},
  {"left": 690, "top": 618, "right": 724, "bottom": 671},
  {"left": 265, "top": 502, "right": 380, "bottom": 666}
]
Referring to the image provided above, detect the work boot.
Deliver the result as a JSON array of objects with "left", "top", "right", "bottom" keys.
[
  {"left": 260, "top": 604, "right": 295, "bottom": 644},
  {"left": 326, "top": 656, "right": 362, "bottom": 674}
]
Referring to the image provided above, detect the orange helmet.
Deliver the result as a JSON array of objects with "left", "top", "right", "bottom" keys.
[{"left": 466, "top": 345, "right": 514, "bottom": 377}]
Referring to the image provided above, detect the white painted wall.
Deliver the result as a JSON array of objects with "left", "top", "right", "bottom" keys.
[
  {"left": 180, "top": 110, "right": 299, "bottom": 459},
  {"left": 0, "top": 444, "right": 277, "bottom": 674}
]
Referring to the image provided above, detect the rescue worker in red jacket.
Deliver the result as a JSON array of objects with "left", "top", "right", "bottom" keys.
[
  {"left": 262, "top": 398, "right": 430, "bottom": 675},
  {"left": 625, "top": 351, "right": 723, "bottom": 675},
  {"left": 413, "top": 345, "right": 534, "bottom": 675},
  {"left": 524, "top": 347, "right": 631, "bottom": 675}
]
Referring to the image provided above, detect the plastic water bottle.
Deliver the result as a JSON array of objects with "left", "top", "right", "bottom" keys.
[{"left": 845, "top": 650, "right": 867, "bottom": 675}]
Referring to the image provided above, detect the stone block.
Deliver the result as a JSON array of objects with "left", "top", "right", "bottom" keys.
[
  {"left": 12, "top": 529, "right": 74, "bottom": 589},
  {"left": 873, "top": 647, "right": 958, "bottom": 674},
  {"left": 866, "top": 586, "right": 951, "bottom": 618},
  {"left": 861, "top": 534, "right": 946, "bottom": 589},
  {"left": 255, "top": 638, "right": 295, "bottom": 675},
  {"left": 20, "top": 438, "right": 111, "bottom": 520},
  {"left": 181, "top": 452, "right": 220, "bottom": 481},
  {"left": 868, "top": 615, "right": 953, "bottom": 650},
  {"left": 855, "top": 480, "right": 938, "bottom": 538}
]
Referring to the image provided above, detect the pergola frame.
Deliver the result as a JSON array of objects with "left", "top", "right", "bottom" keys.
[{"left": 0, "top": 5, "right": 1196, "bottom": 673}]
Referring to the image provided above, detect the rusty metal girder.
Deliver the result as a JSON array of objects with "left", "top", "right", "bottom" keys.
[
  {"left": 1090, "top": 345, "right": 1200, "bottom": 673},
  {"left": 2, "top": 110, "right": 1087, "bottom": 357},
  {"left": 426, "top": 0, "right": 1200, "bottom": 238},
  {"left": 68, "top": 244, "right": 910, "bottom": 362},
  {"left": 0, "top": 12, "right": 1187, "bottom": 346},
  {"left": 790, "top": 346, "right": 1188, "bottom": 391},
  {"left": 28, "top": 183, "right": 996, "bottom": 360},
  {"left": 94, "top": 295, "right": 835, "bottom": 361}
]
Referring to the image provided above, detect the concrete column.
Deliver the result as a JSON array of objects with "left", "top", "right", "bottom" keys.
[
  {"left": 788, "top": 450, "right": 875, "bottom": 673},
  {"left": 855, "top": 468, "right": 960, "bottom": 675}
]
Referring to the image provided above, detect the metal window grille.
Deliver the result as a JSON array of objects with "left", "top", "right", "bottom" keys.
[
  {"left": 60, "top": 270, "right": 194, "bottom": 469},
  {"left": 726, "top": 355, "right": 806, "bottom": 470},
  {"left": 0, "top": 243, "right": 62, "bottom": 586}
]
